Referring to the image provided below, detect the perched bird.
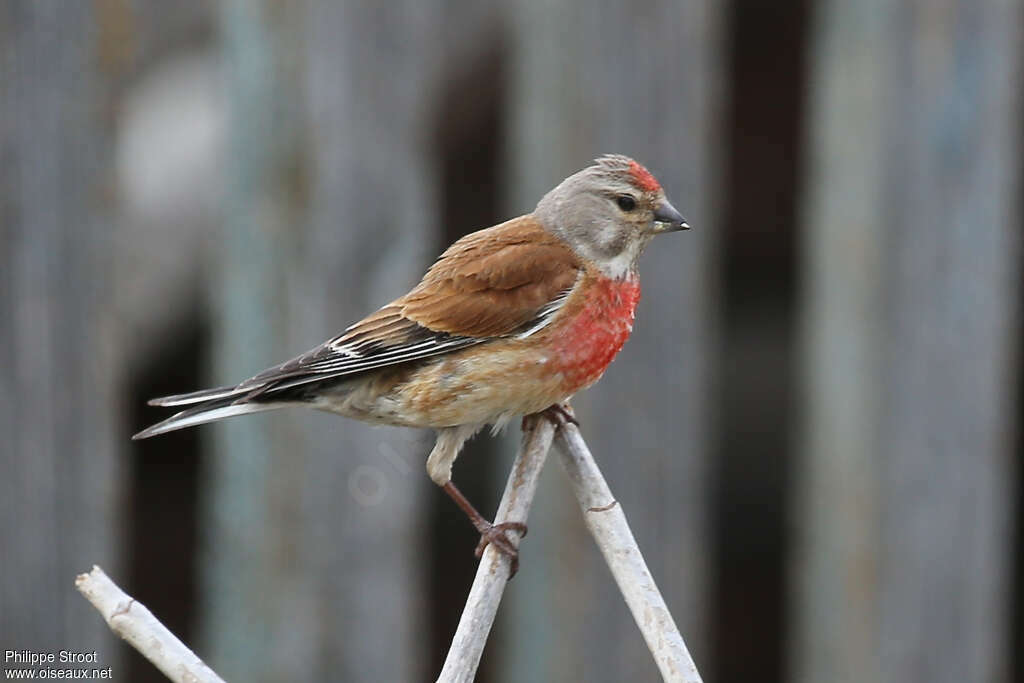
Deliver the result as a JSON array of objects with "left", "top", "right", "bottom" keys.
[{"left": 135, "top": 154, "right": 689, "bottom": 569}]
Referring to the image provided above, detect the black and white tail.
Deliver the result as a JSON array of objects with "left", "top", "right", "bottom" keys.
[
  {"left": 145, "top": 384, "right": 252, "bottom": 407},
  {"left": 132, "top": 393, "right": 287, "bottom": 440}
]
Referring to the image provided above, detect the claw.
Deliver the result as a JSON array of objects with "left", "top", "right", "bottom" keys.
[
  {"left": 475, "top": 522, "right": 529, "bottom": 576},
  {"left": 540, "top": 403, "right": 579, "bottom": 427},
  {"left": 442, "top": 481, "right": 529, "bottom": 577}
]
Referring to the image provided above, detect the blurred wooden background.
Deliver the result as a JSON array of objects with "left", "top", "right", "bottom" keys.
[{"left": 1, "top": 1, "right": 1020, "bottom": 681}]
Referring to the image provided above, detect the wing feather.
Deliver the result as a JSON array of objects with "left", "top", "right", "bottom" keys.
[{"left": 148, "top": 217, "right": 582, "bottom": 406}]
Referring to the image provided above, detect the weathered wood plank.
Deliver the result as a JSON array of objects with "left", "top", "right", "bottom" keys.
[
  {"left": 794, "top": 1, "right": 1021, "bottom": 681},
  {"left": 497, "top": 1, "right": 722, "bottom": 679}
]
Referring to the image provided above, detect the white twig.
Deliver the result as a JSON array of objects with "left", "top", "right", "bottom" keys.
[
  {"left": 554, "top": 419, "right": 702, "bottom": 683},
  {"left": 77, "top": 418, "right": 696, "bottom": 683},
  {"left": 437, "top": 416, "right": 557, "bottom": 683},
  {"left": 75, "top": 566, "right": 226, "bottom": 683}
]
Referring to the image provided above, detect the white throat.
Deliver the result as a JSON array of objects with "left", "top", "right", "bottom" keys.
[{"left": 587, "top": 232, "right": 652, "bottom": 279}]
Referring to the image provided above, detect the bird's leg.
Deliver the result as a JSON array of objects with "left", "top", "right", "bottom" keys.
[
  {"left": 428, "top": 426, "right": 528, "bottom": 575},
  {"left": 441, "top": 481, "right": 528, "bottom": 576}
]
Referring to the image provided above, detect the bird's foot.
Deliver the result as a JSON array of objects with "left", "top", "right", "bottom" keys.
[
  {"left": 474, "top": 521, "right": 529, "bottom": 576},
  {"left": 521, "top": 403, "right": 579, "bottom": 431},
  {"left": 442, "top": 481, "right": 528, "bottom": 577},
  {"left": 540, "top": 402, "right": 579, "bottom": 427}
]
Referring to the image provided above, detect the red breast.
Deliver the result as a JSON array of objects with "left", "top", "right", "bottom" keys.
[{"left": 546, "top": 271, "right": 642, "bottom": 393}]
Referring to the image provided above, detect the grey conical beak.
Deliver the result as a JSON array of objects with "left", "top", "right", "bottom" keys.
[{"left": 653, "top": 199, "right": 690, "bottom": 231}]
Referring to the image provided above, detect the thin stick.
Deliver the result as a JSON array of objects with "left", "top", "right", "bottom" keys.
[
  {"left": 75, "top": 566, "right": 226, "bottom": 683},
  {"left": 436, "top": 416, "right": 557, "bottom": 683},
  {"left": 553, "top": 420, "right": 702, "bottom": 683}
]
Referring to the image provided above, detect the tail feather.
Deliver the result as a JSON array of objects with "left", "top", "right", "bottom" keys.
[
  {"left": 133, "top": 398, "right": 286, "bottom": 439},
  {"left": 147, "top": 385, "right": 248, "bottom": 407}
]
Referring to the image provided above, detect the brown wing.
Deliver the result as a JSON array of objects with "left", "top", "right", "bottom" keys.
[
  {"left": 401, "top": 216, "right": 582, "bottom": 337},
  {"left": 146, "top": 216, "right": 583, "bottom": 405}
]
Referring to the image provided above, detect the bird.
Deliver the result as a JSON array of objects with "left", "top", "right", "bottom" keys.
[{"left": 135, "top": 154, "right": 689, "bottom": 571}]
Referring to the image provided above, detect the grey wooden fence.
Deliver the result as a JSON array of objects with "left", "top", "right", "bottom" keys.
[
  {"left": 1, "top": 1, "right": 1020, "bottom": 681},
  {"left": 793, "top": 1, "right": 1021, "bottom": 682}
]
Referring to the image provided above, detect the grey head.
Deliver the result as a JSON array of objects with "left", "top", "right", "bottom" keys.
[{"left": 534, "top": 154, "right": 689, "bottom": 278}]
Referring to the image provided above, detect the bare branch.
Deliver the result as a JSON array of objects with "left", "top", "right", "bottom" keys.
[
  {"left": 77, "top": 416, "right": 697, "bottom": 683},
  {"left": 553, "top": 420, "right": 703, "bottom": 683},
  {"left": 75, "top": 566, "right": 226, "bottom": 683},
  {"left": 437, "top": 416, "right": 557, "bottom": 683}
]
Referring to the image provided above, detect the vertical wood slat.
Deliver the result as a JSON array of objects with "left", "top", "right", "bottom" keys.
[
  {"left": 198, "top": 2, "right": 298, "bottom": 680},
  {"left": 293, "top": 1, "right": 441, "bottom": 680},
  {"left": 202, "top": 1, "right": 448, "bottom": 680},
  {"left": 0, "top": 0, "right": 121, "bottom": 660},
  {"left": 498, "top": 1, "right": 722, "bottom": 680},
  {"left": 793, "top": 3, "right": 894, "bottom": 680},
  {"left": 794, "top": 1, "right": 1021, "bottom": 681}
]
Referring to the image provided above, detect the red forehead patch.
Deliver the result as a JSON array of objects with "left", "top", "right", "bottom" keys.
[{"left": 628, "top": 160, "right": 661, "bottom": 193}]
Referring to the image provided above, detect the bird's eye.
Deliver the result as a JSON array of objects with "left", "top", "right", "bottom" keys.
[{"left": 616, "top": 195, "right": 637, "bottom": 212}]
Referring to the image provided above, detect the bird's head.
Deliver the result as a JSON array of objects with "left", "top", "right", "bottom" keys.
[{"left": 534, "top": 154, "right": 689, "bottom": 279}]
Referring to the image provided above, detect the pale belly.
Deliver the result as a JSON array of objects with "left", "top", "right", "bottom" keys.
[
  {"left": 398, "top": 344, "right": 574, "bottom": 427},
  {"left": 312, "top": 342, "right": 569, "bottom": 428}
]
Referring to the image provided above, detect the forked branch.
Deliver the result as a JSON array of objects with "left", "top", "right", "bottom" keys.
[
  {"left": 76, "top": 412, "right": 699, "bottom": 683},
  {"left": 439, "top": 408, "right": 701, "bottom": 682}
]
